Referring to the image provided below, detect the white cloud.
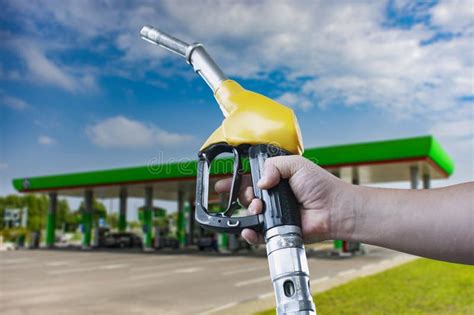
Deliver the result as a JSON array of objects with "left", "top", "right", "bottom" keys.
[
  {"left": 20, "top": 46, "right": 77, "bottom": 91},
  {"left": 86, "top": 116, "right": 193, "bottom": 148},
  {"left": 428, "top": 104, "right": 474, "bottom": 182},
  {"left": 0, "top": 0, "right": 471, "bottom": 185},
  {"left": 159, "top": 1, "right": 473, "bottom": 118},
  {"left": 430, "top": 119, "right": 474, "bottom": 138},
  {"left": 38, "top": 135, "right": 56, "bottom": 145},
  {"left": 0, "top": 93, "right": 29, "bottom": 110},
  {"left": 16, "top": 43, "right": 98, "bottom": 92},
  {"left": 276, "top": 92, "right": 313, "bottom": 111},
  {"left": 161, "top": 0, "right": 474, "bottom": 182},
  {"left": 5, "top": 1, "right": 472, "bottom": 115},
  {"left": 430, "top": 0, "right": 474, "bottom": 34},
  {"left": 429, "top": 105, "right": 473, "bottom": 140}
]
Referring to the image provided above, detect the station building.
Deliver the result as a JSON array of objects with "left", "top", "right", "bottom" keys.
[{"left": 12, "top": 135, "right": 454, "bottom": 253}]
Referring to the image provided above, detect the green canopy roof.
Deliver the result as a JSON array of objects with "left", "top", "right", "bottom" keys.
[{"left": 12, "top": 136, "right": 454, "bottom": 200}]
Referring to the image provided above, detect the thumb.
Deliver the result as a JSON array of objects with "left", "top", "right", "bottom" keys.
[{"left": 257, "top": 156, "right": 304, "bottom": 189}]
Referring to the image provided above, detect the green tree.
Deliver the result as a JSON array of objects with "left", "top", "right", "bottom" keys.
[
  {"left": 128, "top": 220, "right": 141, "bottom": 230},
  {"left": 107, "top": 212, "right": 118, "bottom": 229},
  {"left": 64, "top": 210, "right": 82, "bottom": 232},
  {"left": 0, "top": 197, "right": 5, "bottom": 229},
  {"left": 0, "top": 193, "right": 48, "bottom": 242},
  {"left": 23, "top": 194, "right": 48, "bottom": 231},
  {"left": 78, "top": 198, "right": 107, "bottom": 227},
  {"left": 56, "top": 199, "right": 73, "bottom": 231}
]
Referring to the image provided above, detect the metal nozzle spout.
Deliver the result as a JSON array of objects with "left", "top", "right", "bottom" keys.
[
  {"left": 140, "top": 25, "right": 189, "bottom": 57},
  {"left": 140, "top": 25, "right": 228, "bottom": 92}
]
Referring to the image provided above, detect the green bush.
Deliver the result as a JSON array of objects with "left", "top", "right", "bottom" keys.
[{"left": 2, "top": 227, "right": 28, "bottom": 243}]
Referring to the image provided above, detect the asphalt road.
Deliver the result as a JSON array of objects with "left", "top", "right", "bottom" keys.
[{"left": 1, "top": 246, "right": 405, "bottom": 315}]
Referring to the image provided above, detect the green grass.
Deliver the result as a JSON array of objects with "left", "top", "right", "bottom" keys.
[{"left": 257, "top": 259, "right": 474, "bottom": 315}]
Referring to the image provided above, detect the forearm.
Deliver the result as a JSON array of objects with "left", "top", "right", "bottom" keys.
[{"left": 333, "top": 182, "right": 474, "bottom": 264}]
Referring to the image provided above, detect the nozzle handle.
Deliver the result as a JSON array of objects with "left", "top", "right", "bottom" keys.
[{"left": 140, "top": 25, "right": 189, "bottom": 57}]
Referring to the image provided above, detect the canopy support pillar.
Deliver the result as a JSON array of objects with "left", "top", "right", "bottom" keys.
[
  {"left": 410, "top": 165, "right": 419, "bottom": 189},
  {"left": 118, "top": 187, "right": 127, "bottom": 232},
  {"left": 177, "top": 190, "right": 186, "bottom": 247},
  {"left": 422, "top": 174, "right": 431, "bottom": 189},
  {"left": 187, "top": 197, "right": 195, "bottom": 246},
  {"left": 143, "top": 186, "right": 154, "bottom": 251},
  {"left": 82, "top": 190, "right": 93, "bottom": 249},
  {"left": 46, "top": 192, "right": 57, "bottom": 248}
]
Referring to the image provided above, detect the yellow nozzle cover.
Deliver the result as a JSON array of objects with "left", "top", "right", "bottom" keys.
[{"left": 201, "top": 80, "right": 304, "bottom": 155}]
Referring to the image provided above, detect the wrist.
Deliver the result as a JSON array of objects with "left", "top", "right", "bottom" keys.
[{"left": 328, "top": 180, "right": 361, "bottom": 241}]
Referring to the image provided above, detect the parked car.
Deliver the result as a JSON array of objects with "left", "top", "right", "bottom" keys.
[
  {"left": 155, "top": 236, "right": 179, "bottom": 249},
  {"left": 102, "top": 232, "right": 142, "bottom": 248},
  {"left": 197, "top": 235, "right": 218, "bottom": 251},
  {"left": 0, "top": 242, "right": 16, "bottom": 251}
]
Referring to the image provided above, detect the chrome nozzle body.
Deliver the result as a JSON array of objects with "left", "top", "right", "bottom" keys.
[{"left": 266, "top": 226, "right": 316, "bottom": 314}]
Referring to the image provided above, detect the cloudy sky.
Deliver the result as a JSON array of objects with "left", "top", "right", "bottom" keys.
[{"left": 0, "top": 0, "right": 473, "bottom": 205}]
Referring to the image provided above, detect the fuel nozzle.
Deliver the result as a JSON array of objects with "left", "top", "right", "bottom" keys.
[{"left": 140, "top": 25, "right": 227, "bottom": 93}]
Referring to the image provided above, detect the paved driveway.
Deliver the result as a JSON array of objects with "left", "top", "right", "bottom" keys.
[{"left": 1, "top": 246, "right": 406, "bottom": 314}]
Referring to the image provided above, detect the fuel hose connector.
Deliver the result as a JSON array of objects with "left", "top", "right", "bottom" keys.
[{"left": 266, "top": 226, "right": 316, "bottom": 315}]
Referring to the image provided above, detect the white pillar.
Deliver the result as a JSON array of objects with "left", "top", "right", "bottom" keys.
[
  {"left": 410, "top": 166, "right": 419, "bottom": 189},
  {"left": 422, "top": 173, "right": 431, "bottom": 189}
]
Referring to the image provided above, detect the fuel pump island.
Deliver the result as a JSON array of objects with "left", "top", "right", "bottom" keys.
[{"left": 140, "top": 25, "right": 316, "bottom": 315}]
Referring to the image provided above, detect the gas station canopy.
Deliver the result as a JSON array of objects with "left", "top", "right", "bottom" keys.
[{"left": 12, "top": 135, "right": 454, "bottom": 199}]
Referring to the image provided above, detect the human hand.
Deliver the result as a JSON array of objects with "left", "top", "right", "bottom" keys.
[{"left": 215, "top": 155, "right": 354, "bottom": 244}]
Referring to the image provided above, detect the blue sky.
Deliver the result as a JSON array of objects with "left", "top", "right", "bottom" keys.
[{"left": 0, "top": 0, "right": 473, "bottom": 210}]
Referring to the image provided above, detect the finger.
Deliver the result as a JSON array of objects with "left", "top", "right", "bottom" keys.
[
  {"left": 257, "top": 156, "right": 306, "bottom": 189},
  {"left": 239, "top": 186, "right": 255, "bottom": 207},
  {"left": 214, "top": 177, "right": 232, "bottom": 194},
  {"left": 241, "top": 229, "right": 264, "bottom": 245},
  {"left": 247, "top": 198, "right": 263, "bottom": 215},
  {"left": 214, "top": 175, "right": 252, "bottom": 194}
]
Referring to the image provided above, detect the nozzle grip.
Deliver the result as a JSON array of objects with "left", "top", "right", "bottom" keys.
[{"left": 249, "top": 145, "right": 301, "bottom": 232}]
